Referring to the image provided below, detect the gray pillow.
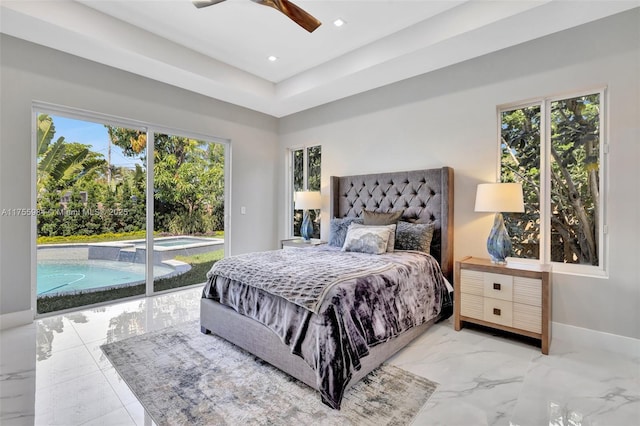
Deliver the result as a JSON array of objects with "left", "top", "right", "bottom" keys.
[
  {"left": 363, "top": 210, "right": 403, "bottom": 225},
  {"left": 349, "top": 223, "right": 397, "bottom": 252},
  {"left": 395, "top": 221, "right": 435, "bottom": 253},
  {"left": 328, "top": 217, "right": 364, "bottom": 247},
  {"left": 342, "top": 224, "right": 394, "bottom": 255}
]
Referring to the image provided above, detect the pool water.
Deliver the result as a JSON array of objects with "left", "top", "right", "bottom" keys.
[
  {"left": 153, "top": 238, "right": 212, "bottom": 247},
  {"left": 37, "top": 260, "right": 174, "bottom": 296}
]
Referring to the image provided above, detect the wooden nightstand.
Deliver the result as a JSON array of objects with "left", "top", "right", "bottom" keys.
[
  {"left": 454, "top": 256, "right": 551, "bottom": 354},
  {"left": 280, "top": 238, "right": 326, "bottom": 250}
]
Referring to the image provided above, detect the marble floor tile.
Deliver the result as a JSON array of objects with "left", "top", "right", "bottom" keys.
[
  {"left": 80, "top": 405, "right": 137, "bottom": 426},
  {"left": 67, "top": 299, "right": 150, "bottom": 345},
  {"left": 35, "top": 370, "right": 124, "bottom": 425},
  {"left": 35, "top": 344, "right": 101, "bottom": 390},
  {"left": 2, "top": 287, "right": 639, "bottom": 426},
  {"left": 0, "top": 323, "right": 37, "bottom": 426},
  {"left": 124, "top": 400, "right": 156, "bottom": 426}
]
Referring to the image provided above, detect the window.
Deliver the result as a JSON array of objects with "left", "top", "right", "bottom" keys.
[
  {"left": 290, "top": 145, "right": 321, "bottom": 238},
  {"left": 499, "top": 90, "right": 605, "bottom": 274}
]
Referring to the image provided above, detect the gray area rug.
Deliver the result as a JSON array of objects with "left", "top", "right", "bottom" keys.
[{"left": 101, "top": 320, "right": 437, "bottom": 425}]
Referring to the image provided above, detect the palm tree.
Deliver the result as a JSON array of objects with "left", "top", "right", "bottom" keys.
[{"left": 36, "top": 114, "right": 106, "bottom": 192}]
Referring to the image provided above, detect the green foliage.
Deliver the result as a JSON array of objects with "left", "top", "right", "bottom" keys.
[
  {"left": 38, "top": 179, "right": 64, "bottom": 237},
  {"left": 36, "top": 114, "right": 107, "bottom": 193},
  {"left": 36, "top": 117, "right": 224, "bottom": 238},
  {"left": 37, "top": 230, "right": 147, "bottom": 245},
  {"left": 61, "top": 187, "right": 87, "bottom": 236},
  {"left": 155, "top": 249, "right": 225, "bottom": 292},
  {"left": 37, "top": 284, "right": 146, "bottom": 314},
  {"left": 501, "top": 94, "right": 600, "bottom": 265}
]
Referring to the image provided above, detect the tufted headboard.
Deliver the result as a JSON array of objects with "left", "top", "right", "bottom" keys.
[{"left": 330, "top": 167, "right": 454, "bottom": 282}]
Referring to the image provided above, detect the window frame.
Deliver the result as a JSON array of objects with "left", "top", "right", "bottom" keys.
[
  {"left": 497, "top": 87, "right": 608, "bottom": 277},
  {"left": 286, "top": 144, "right": 321, "bottom": 238}
]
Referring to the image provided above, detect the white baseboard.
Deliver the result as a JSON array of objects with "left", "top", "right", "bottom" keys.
[
  {"left": 0, "top": 309, "right": 34, "bottom": 330},
  {"left": 552, "top": 321, "right": 640, "bottom": 358}
]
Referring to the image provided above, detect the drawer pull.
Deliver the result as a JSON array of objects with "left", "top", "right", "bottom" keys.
[
  {"left": 493, "top": 283, "right": 501, "bottom": 290},
  {"left": 493, "top": 308, "right": 501, "bottom": 316}
]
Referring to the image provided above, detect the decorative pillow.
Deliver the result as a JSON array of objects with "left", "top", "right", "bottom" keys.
[
  {"left": 349, "top": 223, "right": 397, "bottom": 252},
  {"left": 342, "top": 224, "right": 393, "bottom": 255},
  {"left": 363, "top": 210, "right": 403, "bottom": 226},
  {"left": 328, "top": 217, "right": 364, "bottom": 247},
  {"left": 395, "top": 221, "right": 435, "bottom": 253}
]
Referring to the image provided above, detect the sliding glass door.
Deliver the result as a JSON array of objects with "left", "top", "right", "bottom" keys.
[{"left": 34, "top": 107, "right": 228, "bottom": 315}]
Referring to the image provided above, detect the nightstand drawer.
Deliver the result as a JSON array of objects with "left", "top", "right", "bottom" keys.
[
  {"left": 460, "top": 293, "right": 484, "bottom": 320},
  {"left": 483, "top": 273, "right": 513, "bottom": 301},
  {"left": 513, "top": 303, "right": 542, "bottom": 333},
  {"left": 483, "top": 298, "right": 513, "bottom": 327},
  {"left": 460, "top": 269, "right": 484, "bottom": 295},
  {"left": 513, "top": 277, "right": 542, "bottom": 306}
]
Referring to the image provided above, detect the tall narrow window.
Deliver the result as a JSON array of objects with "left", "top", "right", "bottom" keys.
[
  {"left": 500, "top": 105, "right": 541, "bottom": 260},
  {"left": 500, "top": 91, "right": 604, "bottom": 272},
  {"left": 291, "top": 145, "right": 321, "bottom": 238}
]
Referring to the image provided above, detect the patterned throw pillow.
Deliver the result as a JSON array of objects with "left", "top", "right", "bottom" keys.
[
  {"left": 363, "top": 210, "right": 404, "bottom": 225},
  {"left": 349, "top": 223, "right": 397, "bottom": 252},
  {"left": 395, "top": 221, "right": 435, "bottom": 253},
  {"left": 328, "top": 217, "right": 364, "bottom": 247},
  {"left": 342, "top": 224, "right": 393, "bottom": 255}
]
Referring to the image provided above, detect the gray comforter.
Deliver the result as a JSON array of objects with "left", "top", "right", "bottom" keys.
[{"left": 202, "top": 246, "right": 451, "bottom": 409}]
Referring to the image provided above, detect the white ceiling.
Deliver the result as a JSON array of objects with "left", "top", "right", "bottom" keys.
[{"left": 1, "top": 0, "right": 638, "bottom": 117}]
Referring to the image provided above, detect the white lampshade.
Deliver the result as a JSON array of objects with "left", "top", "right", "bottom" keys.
[
  {"left": 294, "top": 191, "right": 321, "bottom": 210},
  {"left": 475, "top": 183, "right": 524, "bottom": 213}
]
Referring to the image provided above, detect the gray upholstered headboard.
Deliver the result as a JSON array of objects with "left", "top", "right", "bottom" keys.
[{"left": 330, "top": 167, "right": 454, "bottom": 282}]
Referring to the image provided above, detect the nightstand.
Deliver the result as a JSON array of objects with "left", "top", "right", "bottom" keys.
[
  {"left": 454, "top": 256, "right": 551, "bottom": 354},
  {"left": 280, "top": 238, "right": 326, "bottom": 250}
]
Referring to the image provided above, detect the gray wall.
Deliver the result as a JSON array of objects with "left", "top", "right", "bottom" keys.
[
  {"left": 279, "top": 10, "right": 640, "bottom": 339},
  {"left": 0, "top": 35, "right": 280, "bottom": 318}
]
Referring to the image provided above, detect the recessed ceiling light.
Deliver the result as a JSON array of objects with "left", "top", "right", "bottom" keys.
[
  {"left": 333, "top": 18, "right": 345, "bottom": 27},
  {"left": 268, "top": 55, "right": 278, "bottom": 62}
]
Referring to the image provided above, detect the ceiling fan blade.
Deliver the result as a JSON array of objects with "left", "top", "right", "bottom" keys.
[
  {"left": 192, "top": 0, "right": 227, "bottom": 9},
  {"left": 253, "top": 0, "right": 321, "bottom": 33}
]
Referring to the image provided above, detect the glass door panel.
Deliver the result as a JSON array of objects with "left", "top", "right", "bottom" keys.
[
  {"left": 152, "top": 132, "right": 225, "bottom": 292},
  {"left": 36, "top": 113, "right": 147, "bottom": 314}
]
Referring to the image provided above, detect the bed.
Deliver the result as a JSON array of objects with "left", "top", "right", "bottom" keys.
[{"left": 201, "top": 167, "right": 454, "bottom": 409}]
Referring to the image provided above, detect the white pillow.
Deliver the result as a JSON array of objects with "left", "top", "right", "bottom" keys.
[
  {"left": 341, "top": 224, "right": 394, "bottom": 255},
  {"left": 348, "top": 223, "right": 397, "bottom": 252}
]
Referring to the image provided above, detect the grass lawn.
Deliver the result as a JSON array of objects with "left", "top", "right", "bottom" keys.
[{"left": 37, "top": 248, "right": 225, "bottom": 314}]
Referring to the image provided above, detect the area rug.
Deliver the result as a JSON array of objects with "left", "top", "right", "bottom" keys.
[{"left": 101, "top": 320, "right": 437, "bottom": 426}]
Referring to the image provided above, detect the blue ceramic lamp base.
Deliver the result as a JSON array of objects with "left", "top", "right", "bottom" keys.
[
  {"left": 301, "top": 210, "right": 313, "bottom": 241},
  {"left": 486, "top": 213, "right": 512, "bottom": 264}
]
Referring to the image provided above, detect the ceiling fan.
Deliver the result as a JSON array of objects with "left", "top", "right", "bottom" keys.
[{"left": 193, "top": 0, "right": 322, "bottom": 33}]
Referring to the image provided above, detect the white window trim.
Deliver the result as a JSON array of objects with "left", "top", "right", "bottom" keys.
[
  {"left": 285, "top": 145, "right": 320, "bottom": 238},
  {"left": 497, "top": 87, "right": 608, "bottom": 278}
]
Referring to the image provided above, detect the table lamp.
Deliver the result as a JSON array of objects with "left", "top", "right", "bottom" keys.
[
  {"left": 294, "top": 191, "right": 321, "bottom": 241},
  {"left": 475, "top": 183, "right": 524, "bottom": 264}
]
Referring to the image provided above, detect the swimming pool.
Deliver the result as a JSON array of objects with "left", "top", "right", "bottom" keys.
[
  {"left": 89, "top": 236, "right": 224, "bottom": 264},
  {"left": 151, "top": 237, "right": 215, "bottom": 248},
  {"left": 37, "top": 260, "right": 175, "bottom": 296}
]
